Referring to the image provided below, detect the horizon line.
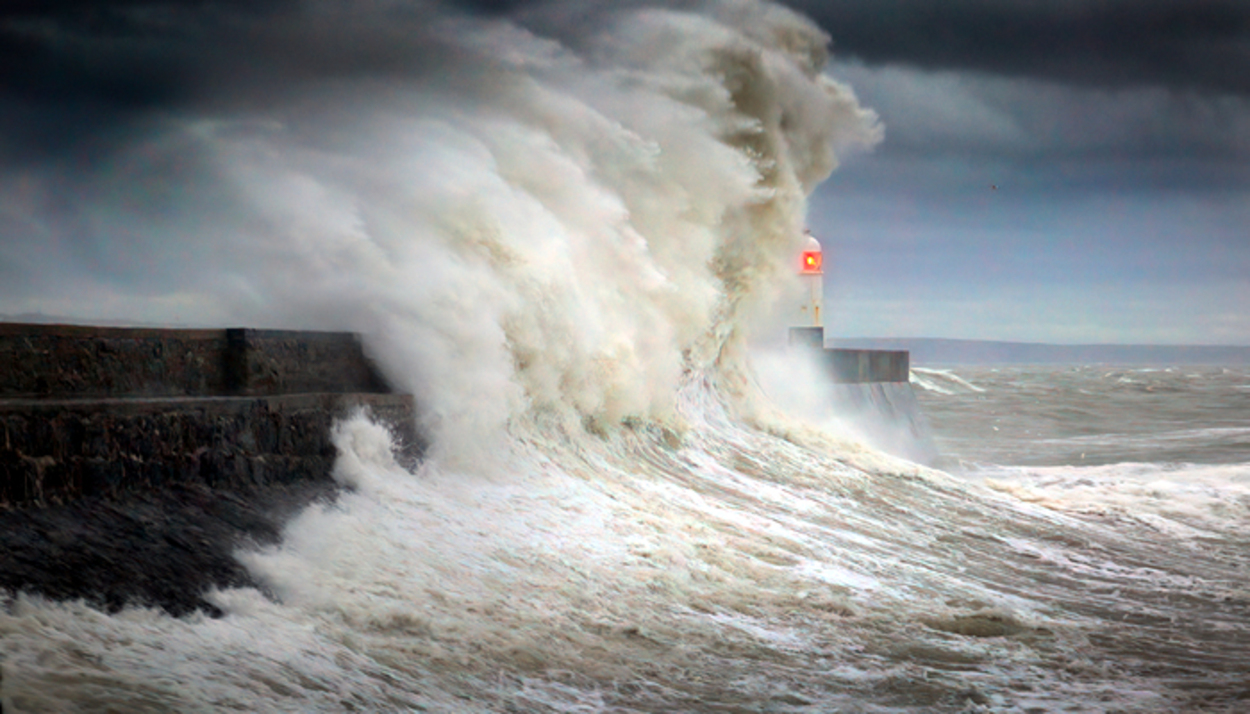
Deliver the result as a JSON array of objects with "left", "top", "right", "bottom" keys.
[{"left": 830, "top": 336, "right": 1250, "bottom": 350}]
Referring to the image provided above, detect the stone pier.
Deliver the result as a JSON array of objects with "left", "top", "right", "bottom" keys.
[
  {"left": 0, "top": 323, "right": 418, "bottom": 508},
  {"left": 789, "top": 326, "right": 935, "bottom": 463}
]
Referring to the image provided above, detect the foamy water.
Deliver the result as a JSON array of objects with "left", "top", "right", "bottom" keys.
[
  {"left": 6, "top": 374, "right": 1250, "bottom": 711},
  {"left": 3, "top": 1, "right": 1249, "bottom": 711},
  {"left": 920, "top": 364, "right": 1250, "bottom": 563}
]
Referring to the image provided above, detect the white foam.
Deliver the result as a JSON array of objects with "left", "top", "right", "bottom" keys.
[
  {"left": 981, "top": 461, "right": 1250, "bottom": 537},
  {"left": 911, "top": 367, "right": 986, "bottom": 395}
]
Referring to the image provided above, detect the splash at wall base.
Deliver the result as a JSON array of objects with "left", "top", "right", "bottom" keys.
[
  {"left": 0, "top": 322, "right": 418, "bottom": 615},
  {"left": 790, "top": 326, "right": 937, "bottom": 464}
]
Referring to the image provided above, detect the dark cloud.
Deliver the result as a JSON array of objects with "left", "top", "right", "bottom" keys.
[
  {"left": 7, "top": 0, "right": 1246, "bottom": 170},
  {"left": 828, "top": 63, "right": 1250, "bottom": 163},
  {"left": 3, "top": 3, "right": 234, "bottom": 164},
  {"left": 0, "top": 1, "right": 467, "bottom": 164},
  {"left": 0, "top": 1, "right": 289, "bottom": 103},
  {"left": 781, "top": 0, "right": 1250, "bottom": 96},
  {"left": 9, "top": 0, "right": 1247, "bottom": 114}
]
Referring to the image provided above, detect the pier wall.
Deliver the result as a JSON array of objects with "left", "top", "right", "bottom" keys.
[
  {"left": 788, "top": 326, "right": 934, "bottom": 463},
  {"left": 0, "top": 324, "right": 416, "bottom": 508},
  {"left": 788, "top": 326, "right": 909, "bottom": 383},
  {"left": 0, "top": 323, "right": 392, "bottom": 399}
]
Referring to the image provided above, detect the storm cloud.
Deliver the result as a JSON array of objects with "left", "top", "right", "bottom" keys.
[
  {"left": 784, "top": 0, "right": 1250, "bottom": 96},
  {"left": 2, "top": 0, "right": 1248, "bottom": 343},
  {"left": 0, "top": 1, "right": 488, "bottom": 165}
]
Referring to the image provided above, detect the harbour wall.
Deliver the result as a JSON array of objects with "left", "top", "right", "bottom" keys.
[
  {"left": 788, "top": 326, "right": 910, "bottom": 383},
  {"left": 0, "top": 323, "right": 418, "bottom": 508},
  {"left": 0, "top": 323, "right": 393, "bottom": 398},
  {"left": 789, "top": 326, "right": 935, "bottom": 463},
  {"left": 1, "top": 320, "right": 931, "bottom": 510}
]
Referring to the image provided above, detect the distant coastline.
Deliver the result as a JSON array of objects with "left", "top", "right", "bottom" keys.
[{"left": 829, "top": 338, "right": 1250, "bottom": 366}]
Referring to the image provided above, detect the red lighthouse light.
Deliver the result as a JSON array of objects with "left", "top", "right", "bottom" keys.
[
  {"left": 799, "top": 232, "right": 823, "bottom": 275},
  {"left": 801, "top": 250, "right": 822, "bottom": 274}
]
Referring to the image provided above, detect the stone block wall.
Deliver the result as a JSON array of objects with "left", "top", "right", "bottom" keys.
[
  {"left": 0, "top": 323, "right": 226, "bottom": 398},
  {"left": 822, "top": 348, "right": 910, "bottom": 384},
  {"left": 0, "top": 323, "right": 417, "bottom": 509},
  {"left": 0, "top": 323, "right": 393, "bottom": 399},
  {"left": 0, "top": 395, "right": 418, "bottom": 507}
]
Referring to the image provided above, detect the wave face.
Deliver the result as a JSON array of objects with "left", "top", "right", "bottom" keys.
[
  {"left": 0, "top": 0, "right": 880, "bottom": 466},
  {"left": 4, "top": 3, "right": 1250, "bottom": 712}
]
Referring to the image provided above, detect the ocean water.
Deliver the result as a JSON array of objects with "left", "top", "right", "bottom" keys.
[
  {"left": 5, "top": 366, "right": 1249, "bottom": 712},
  {"left": 914, "top": 366, "right": 1250, "bottom": 468},
  {"left": 3, "top": 1, "right": 1249, "bottom": 711}
]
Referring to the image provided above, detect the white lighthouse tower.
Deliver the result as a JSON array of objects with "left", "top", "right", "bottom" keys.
[
  {"left": 799, "top": 232, "right": 823, "bottom": 324},
  {"left": 791, "top": 231, "right": 825, "bottom": 349}
]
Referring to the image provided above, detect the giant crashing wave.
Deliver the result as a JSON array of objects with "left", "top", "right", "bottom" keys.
[{"left": 3, "top": 2, "right": 1249, "bottom": 712}]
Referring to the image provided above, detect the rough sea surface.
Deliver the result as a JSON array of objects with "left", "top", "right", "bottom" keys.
[
  {"left": 914, "top": 365, "right": 1250, "bottom": 467},
  {"left": 2, "top": 365, "right": 1247, "bottom": 712}
]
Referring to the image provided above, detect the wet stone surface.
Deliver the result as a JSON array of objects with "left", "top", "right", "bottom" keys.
[
  {"left": 0, "top": 395, "right": 416, "bottom": 617},
  {"left": 0, "top": 478, "right": 340, "bottom": 617},
  {"left": 0, "top": 394, "right": 417, "bottom": 506},
  {"left": 0, "top": 324, "right": 415, "bottom": 620}
]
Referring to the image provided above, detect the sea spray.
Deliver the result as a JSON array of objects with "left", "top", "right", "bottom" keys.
[{"left": 0, "top": 0, "right": 881, "bottom": 463}]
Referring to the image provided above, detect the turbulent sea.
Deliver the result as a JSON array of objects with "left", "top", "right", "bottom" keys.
[
  {"left": 6, "top": 366, "right": 1250, "bottom": 713},
  {"left": 2, "top": 1, "right": 1249, "bottom": 711}
]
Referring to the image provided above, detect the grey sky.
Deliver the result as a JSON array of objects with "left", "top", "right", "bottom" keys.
[{"left": 2, "top": 0, "right": 1247, "bottom": 344}]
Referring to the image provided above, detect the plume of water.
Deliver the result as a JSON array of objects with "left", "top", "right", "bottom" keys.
[{"left": 0, "top": 0, "right": 881, "bottom": 463}]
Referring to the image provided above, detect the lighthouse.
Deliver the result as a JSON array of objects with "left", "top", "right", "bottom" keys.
[
  {"left": 790, "top": 231, "right": 825, "bottom": 350},
  {"left": 799, "top": 231, "right": 823, "bottom": 326}
]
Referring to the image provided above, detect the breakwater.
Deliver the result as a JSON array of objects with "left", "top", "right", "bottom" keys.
[
  {"left": 0, "top": 323, "right": 416, "bottom": 615},
  {"left": 0, "top": 323, "right": 393, "bottom": 399},
  {"left": 789, "top": 326, "right": 935, "bottom": 463},
  {"left": 0, "top": 324, "right": 416, "bottom": 507},
  {"left": 788, "top": 325, "right": 909, "bottom": 382}
]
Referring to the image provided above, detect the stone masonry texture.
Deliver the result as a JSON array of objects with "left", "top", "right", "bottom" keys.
[{"left": 0, "top": 323, "right": 419, "bottom": 615}]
